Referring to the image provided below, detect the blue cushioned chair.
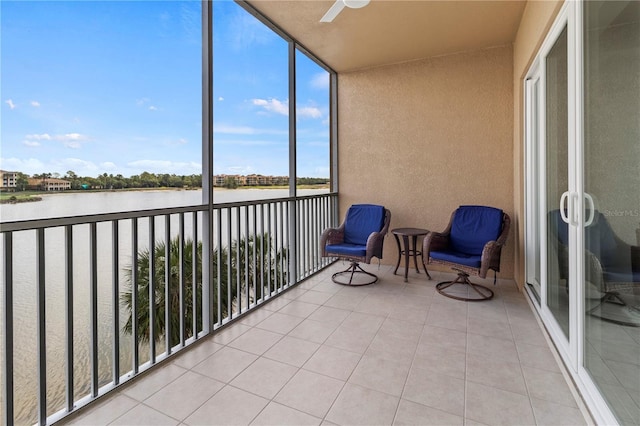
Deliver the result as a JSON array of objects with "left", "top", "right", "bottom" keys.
[
  {"left": 321, "top": 204, "right": 391, "bottom": 285},
  {"left": 423, "top": 205, "right": 510, "bottom": 301},
  {"left": 550, "top": 210, "right": 640, "bottom": 325}
]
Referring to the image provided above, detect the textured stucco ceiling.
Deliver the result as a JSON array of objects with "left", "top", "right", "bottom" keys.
[{"left": 246, "top": 0, "right": 527, "bottom": 73}]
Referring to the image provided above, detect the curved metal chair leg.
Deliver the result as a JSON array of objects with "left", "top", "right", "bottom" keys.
[
  {"left": 436, "top": 268, "right": 494, "bottom": 301},
  {"left": 332, "top": 262, "right": 378, "bottom": 286}
]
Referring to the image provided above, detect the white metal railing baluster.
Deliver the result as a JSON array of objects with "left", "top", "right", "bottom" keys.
[
  {"left": 179, "top": 213, "right": 185, "bottom": 347},
  {"left": 226, "top": 207, "right": 232, "bottom": 320},
  {"left": 164, "top": 215, "right": 171, "bottom": 355},
  {"left": 111, "top": 220, "right": 120, "bottom": 386},
  {"left": 274, "top": 202, "right": 280, "bottom": 291},
  {"left": 89, "top": 223, "right": 99, "bottom": 398},
  {"left": 216, "top": 208, "right": 222, "bottom": 326},
  {"left": 36, "top": 228, "right": 46, "bottom": 425},
  {"left": 65, "top": 225, "right": 74, "bottom": 411},
  {"left": 244, "top": 205, "right": 249, "bottom": 310},
  {"left": 267, "top": 203, "right": 272, "bottom": 298},
  {"left": 192, "top": 212, "right": 198, "bottom": 339},
  {"left": 3, "top": 231, "right": 14, "bottom": 425},
  {"left": 235, "top": 207, "right": 241, "bottom": 315},
  {"left": 260, "top": 204, "right": 265, "bottom": 302},
  {"left": 252, "top": 205, "right": 257, "bottom": 305},
  {"left": 149, "top": 217, "right": 156, "bottom": 363},
  {"left": 131, "top": 218, "right": 139, "bottom": 374}
]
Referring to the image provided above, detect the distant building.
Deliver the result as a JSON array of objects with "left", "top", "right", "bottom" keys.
[
  {"left": 27, "top": 177, "right": 71, "bottom": 191},
  {"left": 214, "top": 174, "right": 291, "bottom": 187},
  {"left": 0, "top": 170, "right": 19, "bottom": 189}
]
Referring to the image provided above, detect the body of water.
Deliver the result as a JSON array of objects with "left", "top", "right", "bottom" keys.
[{"left": 0, "top": 188, "right": 328, "bottom": 423}]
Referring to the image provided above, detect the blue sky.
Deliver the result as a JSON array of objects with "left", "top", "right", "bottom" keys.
[{"left": 1, "top": 0, "right": 330, "bottom": 178}]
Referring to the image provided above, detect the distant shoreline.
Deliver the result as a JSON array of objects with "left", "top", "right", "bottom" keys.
[{"left": 0, "top": 184, "right": 329, "bottom": 205}]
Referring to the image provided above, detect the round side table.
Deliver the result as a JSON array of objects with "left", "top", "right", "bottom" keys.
[{"left": 391, "top": 228, "right": 432, "bottom": 282}]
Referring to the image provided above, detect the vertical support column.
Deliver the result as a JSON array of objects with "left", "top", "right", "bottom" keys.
[
  {"left": 288, "top": 41, "right": 298, "bottom": 286},
  {"left": 201, "top": 0, "right": 214, "bottom": 335},
  {"left": 330, "top": 72, "right": 339, "bottom": 194}
]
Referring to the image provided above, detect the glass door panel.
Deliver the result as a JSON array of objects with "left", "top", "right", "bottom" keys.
[
  {"left": 583, "top": 1, "right": 640, "bottom": 424},
  {"left": 545, "top": 25, "right": 570, "bottom": 339}
]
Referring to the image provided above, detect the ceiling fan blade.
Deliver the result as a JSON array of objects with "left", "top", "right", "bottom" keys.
[{"left": 320, "top": 0, "right": 346, "bottom": 23}]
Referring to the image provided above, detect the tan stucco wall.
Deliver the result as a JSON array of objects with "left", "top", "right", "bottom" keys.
[
  {"left": 512, "top": 0, "right": 564, "bottom": 288},
  {"left": 338, "top": 45, "right": 515, "bottom": 278}
]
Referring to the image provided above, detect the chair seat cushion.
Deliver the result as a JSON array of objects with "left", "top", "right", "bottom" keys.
[
  {"left": 430, "top": 250, "right": 482, "bottom": 268},
  {"left": 326, "top": 243, "right": 366, "bottom": 258}
]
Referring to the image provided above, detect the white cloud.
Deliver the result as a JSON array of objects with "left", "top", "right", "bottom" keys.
[
  {"left": 297, "top": 106, "right": 322, "bottom": 119},
  {"left": 252, "top": 98, "right": 289, "bottom": 116},
  {"left": 56, "top": 133, "right": 87, "bottom": 142},
  {"left": 213, "top": 123, "right": 287, "bottom": 136},
  {"left": 149, "top": 105, "right": 158, "bottom": 111},
  {"left": 310, "top": 72, "right": 330, "bottom": 90},
  {"left": 53, "top": 158, "right": 99, "bottom": 173},
  {"left": 101, "top": 162, "right": 117, "bottom": 170},
  {"left": 31, "top": 101, "right": 41, "bottom": 107},
  {"left": 5, "top": 99, "right": 16, "bottom": 109},
  {"left": 127, "top": 159, "right": 201, "bottom": 174},
  {"left": 0, "top": 157, "right": 45, "bottom": 173},
  {"left": 24, "top": 132, "right": 89, "bottom": 149},
  {"left": 63, "top": 141, "right": 82, "bottom": 149},
  {"left": 26, "top": 133, "right": 52, "bottom": 141},
  {"left": 136, "top": 97, "right": 150, "bottom": 106},
  {"left": 218, "top": 97, "right": 224, "bottom": 101}
]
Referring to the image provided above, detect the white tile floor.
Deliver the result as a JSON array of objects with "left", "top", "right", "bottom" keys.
[{"left": 64, "top": 264, "right": 591, "bottom": 426}]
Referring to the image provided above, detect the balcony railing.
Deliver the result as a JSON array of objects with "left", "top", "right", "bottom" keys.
[{"left": 1, "top": 192, "right": 337, "bottom": 425}]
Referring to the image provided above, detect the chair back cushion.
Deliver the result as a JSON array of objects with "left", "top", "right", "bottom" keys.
[
  {"left": 551, "top": 210, "right": 628, "bottom": 270},
  {"left": 450, "top": 205, "right": 503, "bottom": 255},
  {"left": 344, "top": 204, "right": 385, "bottom": 246}
]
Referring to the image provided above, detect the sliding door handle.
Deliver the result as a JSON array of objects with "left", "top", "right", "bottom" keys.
[
  {"left": 584, "top": 193, "right": 595, "bottom": 226},
  {"left": 560, "top": 191, "right": 570, "bottom": 224}
]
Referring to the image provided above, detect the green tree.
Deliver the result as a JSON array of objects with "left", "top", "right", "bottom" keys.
[
  {"left": 223, "top": 176, "right": 238, "bottom": 189},
  {"left": 65, "top": 170, "right": 79, "bottom": 189},
  {"left": 15, "top": 172, "right": 29, "bottom": 191},
  {"left": 121, "top": 233, "right": 285, "bottom": 345}
]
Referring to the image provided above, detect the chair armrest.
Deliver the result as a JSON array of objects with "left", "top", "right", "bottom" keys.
[
  {"left": 423, "top": 231, "right": 449, "bottom": 257},
  {"left": 321, "top": 227, "right": 344, "bottom": 257},
  {"left": 479, "top": 241, "right": 501, "bottom": 278},
  {"left": 585, "top": 249, "right": 605, "bottom": 292},
  {"left": 365, "top": 230, "right": 386, "bottom": 263}
]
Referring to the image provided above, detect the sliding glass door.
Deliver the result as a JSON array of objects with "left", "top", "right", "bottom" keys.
[
  {"left": 525, "top": 7, "right": 573, "bottom": 356},
  {"left": 526, "top": 1, "right": 640, "bottom": 423},
  {"left": 582, "top": 1, "right": 640, "bottom": 424}
]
